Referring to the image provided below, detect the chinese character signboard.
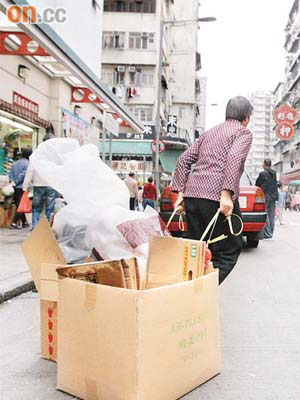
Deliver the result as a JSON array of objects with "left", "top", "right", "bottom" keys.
[
  {"left": 166, "top": 115, "right": 177, "bottom": 138},
  {"left": 119, "top": 125, "right": 155, "bottom": 140},
  {"left": 273, "top": 104, "right": 298, "bottom": 141}
]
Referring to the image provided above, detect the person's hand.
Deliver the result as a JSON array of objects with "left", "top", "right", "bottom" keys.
[
  {"left": 11, "top": 181, "right": 16, "bottom": 187},
  {"left": 174, "top": 192, "right": 185, "bottom": 215},
  {"left": 219, "top": 190, "right": 233, "bottom": 217},
  {"left": 23, "top": 188, "right": 27, "bottom": 192}
]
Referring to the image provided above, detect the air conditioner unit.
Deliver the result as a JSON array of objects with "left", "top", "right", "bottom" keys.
[
  {"left": 128, "top": 66, "right": 136, "bottom": 73},
  {"left": 117, "top": 66, "right": 125, "bottom": 72}
]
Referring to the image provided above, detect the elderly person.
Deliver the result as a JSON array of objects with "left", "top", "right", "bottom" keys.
[{"left": 172, "top": 96, "right": 253, "bottom": 284}]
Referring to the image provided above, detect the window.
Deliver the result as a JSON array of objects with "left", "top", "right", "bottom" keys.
[
  {"left": 101, "top": 71, "right": 114, "bottom": 85},
  {"left": 128, "top": 106, "right": 153, "bottom": 122},
  {"left": 104, "top": 0, "right": 156, "bottom": 13},
  {"left": 129, "top": 33, "right": 155, "bottom": 50},
  {"left": 179, "top": 107, "right": 186, "bottom": 119},
  {"left": 103, "top": 32, "right": 125, "bottom": 49},
  {"left": 129, "top": 67, "right": 154, "bottom": 86},
  {"left": 113, "top": 69, "right": 125, "bottom": 85}
]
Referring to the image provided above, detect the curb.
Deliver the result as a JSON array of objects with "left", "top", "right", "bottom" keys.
[{"left": 0, "top": 280, "right": 36, "bottom": 304}]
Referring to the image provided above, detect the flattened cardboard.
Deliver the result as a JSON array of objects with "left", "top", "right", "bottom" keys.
[
  {"left": 21, "top": 216, "right": 65, "bottom": 292},
  {"left": 146, "top": 236, "right": 206, "bottom": 289},
  {"left": 57, "top": 272, "right": 221, "bottom": 400}
]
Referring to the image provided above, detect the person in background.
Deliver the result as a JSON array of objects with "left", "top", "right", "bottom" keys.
[
  {"left": 285, "top": 190, "right": 292, "bottom": 211},
  {"left": 22, "top": 131, "right": 58, "bottom": 229},
  {"left": 9, "top": 148, "right": 31, "bottom": 229},
  {"left": 142, "top": 176, "right": 157, "bottom": 210},
  {"left": 172, "top": 96, "right": 253, "bottom": 284},
  {"left": 137, "top": 185, "right": 144, "bottom": 211},
  {"left": 124, "top": 172, "right": 138, "bottom": 210},
  {"left": 256, "top": 159, "right": 278, "bottom": 239},
  {"left": 276, "top": 182, "right": 286, "bottom": 225}
]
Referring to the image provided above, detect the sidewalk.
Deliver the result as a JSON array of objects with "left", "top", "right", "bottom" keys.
[{"left": 0, "top": 227, "right": 34, "bottom": 303}]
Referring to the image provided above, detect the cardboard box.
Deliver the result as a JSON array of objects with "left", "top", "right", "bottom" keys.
[
  {"left": 21, "top": 217, "right": 65, "bottom": 361},
  {"left": 57, "top": 272, "right": 221, "bottom": 400},
  {"left": 146, "top": 236, "right": 206, "bottom": 289}
]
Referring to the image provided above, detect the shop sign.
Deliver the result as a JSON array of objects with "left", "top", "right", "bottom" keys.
[
  {"left": 274, "top": 103, "right": 298, "bottom": 141},
  {"left": 111, "top": 160, "right": 152, "bottom": 173},
  {"left": 166, "top": 115, "right": 177, "bottom": 138},
  {"left": 119, "top": 125, "right": 155, "bottom": 140},
  {"left": 13, "top": 92, "right": 39, "bottom": 115},
  {"left": 61, "top": 108, "right": 90, "bottom": 146}
]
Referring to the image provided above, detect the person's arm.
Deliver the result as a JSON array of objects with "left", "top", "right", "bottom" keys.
[
  {"left": 23, "top": 163, "right": 33, "bottom": 191},
  {"left": 171, "top": 136, "right": 204, "bottom": 194},
  {"left": 221, "top": 128, "right": 253, "bottom": 216}
]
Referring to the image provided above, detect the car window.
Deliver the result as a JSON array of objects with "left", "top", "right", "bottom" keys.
[{"left": 240, "top": 171, "right": 252, "bottom": 186}]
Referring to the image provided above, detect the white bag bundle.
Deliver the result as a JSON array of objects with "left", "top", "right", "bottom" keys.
[{"left": 30, "top": 138, "right": 130, "bottom": 262}]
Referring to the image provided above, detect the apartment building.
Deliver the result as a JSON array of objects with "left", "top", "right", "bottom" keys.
[
  {"left": 245, "top": 91, "right": 275, "bottom": 181},
  {"left": 101, "top": 0, "right": 200, "bottom": 179},
  {"left": 272, "top": 0, "right": 300, "bottom": 183},
  {"left": 196, "top": 75, "right": 207, "bottom": 136}
]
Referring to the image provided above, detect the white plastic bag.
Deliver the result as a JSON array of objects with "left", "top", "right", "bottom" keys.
[
  {"left": 2, "top": 183, "right": 14, "bottom": 197},
  {"left": 30, "top": 138, "right": 130, "bottom": 262},
  {"left": 86, "top": 206, "right": 170, "bottom": 278},
  {"left": 30, "top": 138, "right": 129, "bottom": 208}
]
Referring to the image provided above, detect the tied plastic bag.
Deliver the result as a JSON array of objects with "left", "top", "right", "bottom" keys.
[
  {"left": 17, "top": 191, "right": 32, "bottom": 213},
  {"left": 30, "top": 138, "right": 130, "bottom": 263}
]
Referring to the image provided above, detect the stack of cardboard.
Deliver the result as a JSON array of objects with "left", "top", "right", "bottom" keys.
[{"left": 22, "top": 216, "right": 221, "bottom": 399}]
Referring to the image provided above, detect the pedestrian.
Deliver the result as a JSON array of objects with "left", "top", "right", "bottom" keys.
[
  {"left": 256, "top": 159, "right": 278, "bottom": 239},
  {"left": 9, "top": 148, "right": 31, "bottom": 229},
  {"left": 276, "top": 182, "right": 286, "bottom": 225},
  {"left": 142, "top": 176, "right": 157, "bottom": 210},
  {"left": 172, "top": 96, "right": 253, "bottom": 284},
  {"left": 285, "top": 190, "right": 292, "bottom": 211},
  {"left": 22, "top": 130, "right": 59, "bottom": 229},
  {"left": 124, "top": 172, "right": 138, "bottom": 210},
  {"left": 137, "top": 185, "right": 144, "bottom": 211}
]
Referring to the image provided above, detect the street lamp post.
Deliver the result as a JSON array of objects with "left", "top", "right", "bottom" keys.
[{"left": 154, "top": 17, "right": 216, "bottom": 206}]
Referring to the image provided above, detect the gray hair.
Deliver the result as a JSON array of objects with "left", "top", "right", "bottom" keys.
[{"left": 225, "top": 96, "right": 253, "bottom": 122}]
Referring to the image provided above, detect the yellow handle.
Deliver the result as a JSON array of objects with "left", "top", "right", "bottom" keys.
[
  {"left": 200, "top": 211, "right": 243, "bottom": 245},
  {"left": 166, "top": 208, "right": 185, "bottom": 231}
]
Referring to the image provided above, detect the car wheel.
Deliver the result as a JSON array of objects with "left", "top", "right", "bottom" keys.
[{"left": 247, "top": 238, "right": 259, "bottom": 248}]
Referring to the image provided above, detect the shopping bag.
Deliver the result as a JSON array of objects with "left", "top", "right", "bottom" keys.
[{"left": 17, "top": 191, "right": 32, "bottom": 213}]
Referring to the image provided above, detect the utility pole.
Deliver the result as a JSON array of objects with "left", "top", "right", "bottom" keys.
[{"left": 154, "top": 20, "right": 164, "bottom": 207}]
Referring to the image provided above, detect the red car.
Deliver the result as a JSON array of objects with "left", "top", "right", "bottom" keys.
[{"left": 160, "top": 172, "right": 267, "bottom": 248}]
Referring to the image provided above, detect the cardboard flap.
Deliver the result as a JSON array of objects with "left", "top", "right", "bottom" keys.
[
  {"left": 21, "top": 216, "right": 65, "bottom": 292},
  {"left": 146, "top": 236, "right": 206, "bottom": 289}
]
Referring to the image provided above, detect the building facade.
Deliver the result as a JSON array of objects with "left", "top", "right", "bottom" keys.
[
  {"left": 245, "top": 91, "right": 275, "bottom": 181},
  {"left": 101, "top": 0, "right": 200, "bottom": 180},
  {"left": 272, "top": 0, "right": 300, "bottom": 183},
  {"left": 0, "top": 1, "right": 143, "bottom": 185},
  {"left": 196, "top": 75, "right": 207, "bottom": 136}
]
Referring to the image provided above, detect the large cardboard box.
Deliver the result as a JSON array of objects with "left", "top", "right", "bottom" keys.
[
  {"left": 57, "top": 271, "right": 221, "bottom": 400},
  {"left": 21, "top": 217, "right": 65, "bottom": 361}
]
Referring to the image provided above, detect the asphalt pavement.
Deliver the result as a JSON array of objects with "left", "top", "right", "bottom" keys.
[{"left": 0, "top": 211, "right": 300, "bottom": 399}]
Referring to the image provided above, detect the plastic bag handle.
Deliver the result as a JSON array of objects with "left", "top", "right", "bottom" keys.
[
  {"left": 166, "top": 208, "right": 185, "bottom": 231},
  {"left": 200, "top": 211, "right": 243, "bottom": 245}
]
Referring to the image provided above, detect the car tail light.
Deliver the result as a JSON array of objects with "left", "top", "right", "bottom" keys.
[{"left": 254, "top": 188, "right": 265, "bottom": 211}]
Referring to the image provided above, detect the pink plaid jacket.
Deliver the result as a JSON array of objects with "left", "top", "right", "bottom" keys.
[{"left": 172, "top": 120, "right": 253, "bottom": 202}]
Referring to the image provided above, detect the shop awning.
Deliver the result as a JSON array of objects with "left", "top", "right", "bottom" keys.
[
  {"left": 102, "top": 140, "right": 152, "bottom": 156},
  {"left": 0, "top": 0, "right": 144, "bottom": 133},
  {"left": 159, "top": 150, "right": 183, "bottom": 173}
]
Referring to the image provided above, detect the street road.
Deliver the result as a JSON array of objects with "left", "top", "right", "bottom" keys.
[{"left": 1, "top": 211, "right": 300, "bottom": 399}]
